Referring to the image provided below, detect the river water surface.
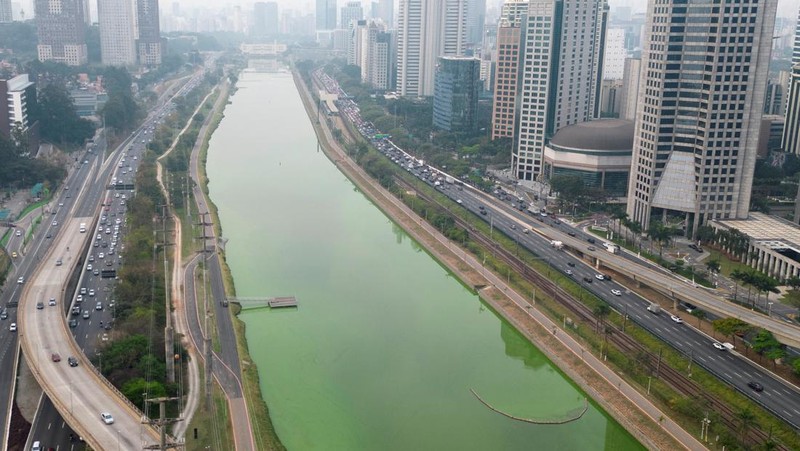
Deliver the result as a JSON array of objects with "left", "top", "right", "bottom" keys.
[{"left": 205, "top": 71, "right": 644, "bottom": 450}]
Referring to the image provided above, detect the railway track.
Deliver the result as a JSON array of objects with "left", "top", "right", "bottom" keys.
[{"left": 395, "top": 176, "right": 786, "bottom": 450}]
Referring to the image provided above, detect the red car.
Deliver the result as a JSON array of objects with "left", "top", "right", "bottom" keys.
[{"left": 51, "top": 353, "right": 61, "bottom": 362}]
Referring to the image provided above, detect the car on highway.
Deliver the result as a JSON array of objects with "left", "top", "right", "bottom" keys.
[
  {"left": 595, "top": 274, "right": 605, "bottom": 281},
  {"left": 99, "top": 253, "right": 104, "bottom": 259},
  {"left": 56, "top": 258, "right": 62, "bottom": 266},
  {"left": 587, "top": 246, "right": 596, "bottom": 251},
  {"left": 93, "top": 268, "right": 100, "bottom": 276},
  {"left": 36, "top": 302, "right": 44, "bottom": 310},
  {"left": 747, "top": 381, "right": 764, "bottom": 392},
  {"left": 11, "top": 251, "right": 16, "bottom": 258},
  {"left": 95, "top": 302, "right": 102, "bottom": 311},
  {"left": 82, "top": 310, "right": 90, "bottom": 319},
  {"left": 565, "top": 269, "right": 573, "bottom": 276},
  {"left": 49, "top": 298, "right": 56, "bottom": 306},
  {"left": 68, "top": 319, "right": 78, "bottom": 328},
  {"left": 15, "top": 230, "right": 21, "bottom": 236},
  {"left": 86, "top": 264, "right": 92, "bottom": 271},
  {"left": 0, "top": 309, "right": 7, "bottom": 320},
  {"left": 611, "top": 289, "right": 622, "bottom": 296},
  {"left": 51, "top": 353, "right": 61, "bottom": 362},
  {"left": 582, "top": 277, "right": 593, "bottom": 284},
  {"left": 567, "top": 262, "right": 575, "bottom": 267},
  {"left": 89, "top": 289, "right": 95, "bottom": 297},
  {"left": 71, "top": 306, "right": 80, "bottom": 316},
  {"left": 17, "top": 276, "right": 23, "bottom": 284},
  {"left": 567, "top": 231, "right": 576, "bottom": 237},
  {"left": 100, "top": 412, "right": 114, "bottom": 424},
  {"left": 670, "top": 315, "right": 684, "bottom": 324},
  {"left": 52, "top": 220, "right": 58, "bottom": 226},
  {"left": 9, "top": 323, "right": 16, "bottom": 332},
  {"left": 713, "top": 342, "right": 726, "bottom": 351},
  {"left": 68, "top": 356, "right": 78, "bottom": 367}
]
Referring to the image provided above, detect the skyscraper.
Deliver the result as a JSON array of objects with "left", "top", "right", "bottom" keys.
[
  {"left": 136, "top": 0, "right": 162, "bottom": 66},
  {"left": 490, "top": 0, "right": 528, "bottom": 140},
  {"left": 433, "top": 56, "right": 481, "bottom": 132},
  {"left": 793, "top": 7, "right": 800, "bottom": 66},
  {"left": 618, "top": 57, "right": 641, "bottom": 121},
  {"left": 341, "top": 1, "right": 363, "bottom": 29},
  {"left": 782, "top": 66, "right": 800, "bottom": 154},
  {"left": 316, "top": 0, "right": 336, "bottom": 30},
  {"left": 253, "top": 2, "right": 279, "bottom": 36},
  {"left": 371, "top": 0, "right": 393, "bottom": 27},
  {"left": 35, "top": 0, "right": 88, "bottom": 66},
  {"left": 627, "top": 0, "right": 777, "bottom": 232},
  {"left": 512, "top": 0, "right": 608, "bottom": 181},
  {"left": 602, "top": 28, "right": 626, "bottom": 80},
  {"left": 0, "top": 0, "right": 12, "bottom": 22},
  {"left": 99, "top": 0, "right": 137, "bottom": 66},
  {"left": 396, "top": 0, "right": 467, "bottom": 97},
  {"left": 466, "top": 0, "right": 486, "bottom": 45}
]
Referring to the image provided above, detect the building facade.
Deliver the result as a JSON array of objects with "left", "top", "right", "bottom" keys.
[
  {"left": 602, "top": 28, "right": 626, "bottom": 80},
  {"left": 783, "top": 65, "right": 800, "bottom": 154},
  {"left": 316, "top": 0, "right": 336, "bottom": 30},
  {"left": 618, "top": 57, "right": 640, "bottom": 121},
  {"left": 489, "top": 0, "right": 528, "bottom": 141},
  {"left": 466, "top": 0, "right": 486, "bottom": 45},
  {"left": 396, "top": 0, "right": 467, "bottom": 97},
  {"left": 99, "top": 0, "right": 137, "bottom": 66},
  {"left": 512, "top": 0, "right": 608, "bottom": 181},
  {"left": 794, "top": 8, "right": 800, "bottom": 66},
  {"left": 0, "top": 0, "right": 11, "bottom": 22},
  {"left": 0, "top": 74, "right": 34, "bottom": 139},
  {"left": 136, "top": 0, "right": 162, "bottom": 66},
  {"left": 35, "top": 0, "right": 88, "bottom": 66},
  {"left": 371, "top": 0, "right": 393, "bottom": 28},
  {"left": 626, "top": 0, "right": 777, "bottom": 232},
  {"left": 764, "top": 70, "right": 790, "bottom": 116},
  {"left": 253, "top": 2, "right": 279, "bottom": 36},
  {"left": 432, "top": 56, "right": 481, "bottom": 132},
  {"left": 341, "top": 1, "right": 363, "bottom": 29}
]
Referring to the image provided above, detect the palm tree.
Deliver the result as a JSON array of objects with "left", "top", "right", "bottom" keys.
[
  {"left": 594, "top": 304, "right": 610, "bottom": 333},
  {"left": 730, "top": 269, "right": 744, "bottom": 302},
  {"left": 611, "top": 208, "right": 627, "bottom": 241},
  {"left": 736, "top": 407, "right": 757, "bottom": 444},
  {"left": 629, "top": 220, "right": 643, "bottom": 252}
]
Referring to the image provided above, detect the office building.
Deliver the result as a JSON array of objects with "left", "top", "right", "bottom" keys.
[
  {"left": 341, "top": 1, "right": 363, "bottom": 29},
  {"left": 348, "top": 19, "right": 367, "bottom": 66},
  {"left": 0, "top": 74, "right": 34, "bottom": 139},
  {"left": 316, "top": 0, "right": 336, "bottom": 30},
  {"left": 490, "top": 2, "right": 527, "bottom": 140},
  {"left": 783, "top": 65, "right": 800, "bottom": 154},
  {"left": 602, "top": 28, "right": 626, "bottom": 80},
  {"left": 466, "top": 0, "right": 486, "bottom": 45},
  {"left": 627, "top": 0, "right": 777, "bottom": 232},
  {"left": 794, "top": 8, "right": 800, "bottom": 66},
  {"left": 757, "top": 115, "right": 784, "bottom": 157},
  {"left": 99, "top": 0, "right": 137, "bottom": 66},
  {"left": 136, "top": 0, "right": 162, "bottom": 66},
  {"left": 433, "top": 56, "right": 481, "bottom": 132},
  {"left": 542, "top": 119, "right": 634, "bottom": 198},
  {"left": 253, "top": 2, "right": 279, "bottom": 36},
  {"left": 512, "top": 0, "right": 609, "bottom": 181},
  {"left": 371, "top": 0, "right": 393, "bottom": 27},
  {"left": 35, "top": 0, "right": 88, "bottom": 66},
  {"left": 396, "top": 0, "right": 467, "bottom": 97},
  {"left": 364, "top": 24, "right": 392, "bottom": 89},
  {"left": 764, "top": 71, "right": 790, "bottom": 116},
  {"left": 599, "top": 79, "right": 622, "bottom": 118},
  {"left": 0, "top": 0, "right": 11, "bottom": 22},
  {"left": 618, "top": 57, "right": 640, "bottom": 121}
]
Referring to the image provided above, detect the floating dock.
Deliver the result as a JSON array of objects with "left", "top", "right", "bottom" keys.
[{"left": 268, "top": 296, "right": 298, "bottom": 308}]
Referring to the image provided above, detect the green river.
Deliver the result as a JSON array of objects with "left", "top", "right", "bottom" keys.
[{"left": 205, "top": 70, "right": 644, "bottom": 450}]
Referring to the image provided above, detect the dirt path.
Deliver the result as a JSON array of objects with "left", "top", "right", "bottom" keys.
[{"left": 294, "top": 69, "right": 703, "bottom": 451}]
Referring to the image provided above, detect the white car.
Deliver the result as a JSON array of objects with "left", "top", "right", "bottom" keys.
[
  {"left": 99, "top": 253, "right": 105, "bottom": 259},
  {"left": 49, "top": 298, "right": 56, "bottom": 306},
  {"left": 86, "top": 264, "right": 93, "bottom": 271},
  {"left": 713, "top": 342, "right": 726, "bottom": 351},
  {"left": 565, "top": 269, "right": 573, "bottom": 276},
  {"left": 611, "top": 289, "right": 622, "bottom": 296},
  {"left": 670, "top": 315, "right": 684, "bottom": 324},
  {"left": 17, "top": 277, "right": 23, "bottom": 284},
  {"left": 100, "top": 412, "right": 114, "bottom": 424},
  {"left": 89, "top": 289, "right": 95, "bottom": 297},
  {"left": 15, "top": 230, "right": 21, "bottom": 237},
  {"left": 9, "top": 323, "right": 16, "bottom": 332},
  {"left": 595, "top": 274, "right": 605, "bottom": 281},
  {"left": 52, "top": 220, "right": 58, "bottom": 226}
]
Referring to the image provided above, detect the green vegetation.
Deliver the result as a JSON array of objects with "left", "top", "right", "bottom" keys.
[
  {"left": 101, "top": 67, "right": 143, "bottom": 134},
  {"left": 0, "top": 21, "right": 37, "bottom": 63},
  {"left": 0, "top": 133, "right": 66, "bottom": 189},
  {"left": 34, "top": 83, "right": 95, "bottom": 147}
]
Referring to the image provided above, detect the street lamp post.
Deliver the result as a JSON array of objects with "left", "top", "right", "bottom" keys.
[{"left": 768, "top": 301, "right": 774, "bottom": 317}]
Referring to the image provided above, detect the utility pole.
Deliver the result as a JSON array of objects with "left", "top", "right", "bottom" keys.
[
  {"left": 158, "top": 205, "right": 176, "bottom": 384},
  {"left": 143, "top": 396, "right": 182, "bottom": 450},
  {"left": 197, "top": 212, "right": 213, "bottom": 411}
]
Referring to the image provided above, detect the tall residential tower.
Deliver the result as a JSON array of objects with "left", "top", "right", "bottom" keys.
[
  {"left": 136, "top": 0, "right": 162, "bottom": 66},
  {"left": 626, "top": 0, "right": 777, "bottom": 232},
  {"left": 511, "top": 0, "right": 608, "bottom": 181},
  {"left": 396, "top": 0, "right": 467, "bottom": 97},
  {"left": 98, "top": 0, "right": 137, "bottom": 66},
  {"left": 35, "top": 0, "right": 88, "bottom": 66}
]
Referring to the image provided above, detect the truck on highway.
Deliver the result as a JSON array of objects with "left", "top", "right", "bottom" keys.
[
  {"left": 445, "top": 175, "right": 455, "bottom": 184},
  {"left": 603, "top": 242, "right": 620, "bottom": 254},
  {"left": 551, "top": 240, "right": 564, "bottom": 250},
  {"left": 647, "top": 303, "right": 661, "bottom": 314},
  {"left": 79, "top": 223, "right": 86, "bottom": 233}
]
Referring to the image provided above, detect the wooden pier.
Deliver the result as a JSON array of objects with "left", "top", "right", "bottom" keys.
[{"left": 267, "top": 296, "right": 298, "bottom": 308}]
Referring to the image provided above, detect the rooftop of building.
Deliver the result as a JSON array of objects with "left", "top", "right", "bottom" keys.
[
  {"left": 713, "top": 213, "right": 800, "bottom": 254},
  {"left": 549, "top": 119, "right": 634, "bottom": 152}
]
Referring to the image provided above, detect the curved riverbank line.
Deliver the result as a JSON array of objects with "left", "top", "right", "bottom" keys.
[{"left": 470, "top": 389, "right": 589, "bottom": 425}]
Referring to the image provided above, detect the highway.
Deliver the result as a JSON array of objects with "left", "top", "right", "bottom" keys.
[{"left": 325, "top": 84, "right": 800, "bottom": 431}]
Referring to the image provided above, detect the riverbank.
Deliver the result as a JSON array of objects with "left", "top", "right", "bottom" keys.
[{"left": 292, "top": 68, "right": 695, "bottom": 450}]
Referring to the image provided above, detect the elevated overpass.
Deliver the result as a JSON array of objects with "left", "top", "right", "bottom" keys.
[{"left": 18, "top": 221, "right": 162, "bottom": 449}]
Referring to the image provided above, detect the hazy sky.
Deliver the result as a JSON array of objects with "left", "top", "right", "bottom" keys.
[{"left": 163, "top": 0, "right": 800, "bottom": 20}]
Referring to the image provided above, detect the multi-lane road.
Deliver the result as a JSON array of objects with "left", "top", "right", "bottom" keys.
[{"left": 0, "top": 70, "right": 207, "bottom": 449}]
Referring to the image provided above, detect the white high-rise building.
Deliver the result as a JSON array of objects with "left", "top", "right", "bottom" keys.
[
  {"left": 512, "top": 0, "right": 608, "bottom": 181},
  {"left": 396, "top": 0, "right": 467, "bottom": 97},
  {"left": 99, "top": 0, "right": 137, "bottom": 66},
  {"left": 602, "top": 28, "right": 626, "bottom": 80},
  {"left": 627, "top": 0, "right": 777, "bottom": 232}
]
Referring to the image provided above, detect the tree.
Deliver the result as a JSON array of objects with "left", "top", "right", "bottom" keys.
[
  {"left": 648, "top": 221, "right": 673, "bottom": 257},
  {"left": 34, "top": 83, "right": 95, "bottom": 147},
  {"left": 736, "top": 407, "right": 757, "bottom": 444},
  {"left": 550, "top": 174, "right": 586, "bottom": 214},
  {"left": 691, "top": 309, "right": 707, "bottom": 326},
  {"left": 712, "top": 317, "right": 750, "bottom": 343},
  {"left": 786, "top": 276, "right": 800, "bottom": 291},
  {"left": 593, "top": 304, "right": 610, "bottom": 333},
  {"left": 705, "top": 259, "right": 721, "bottom": 274}
]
